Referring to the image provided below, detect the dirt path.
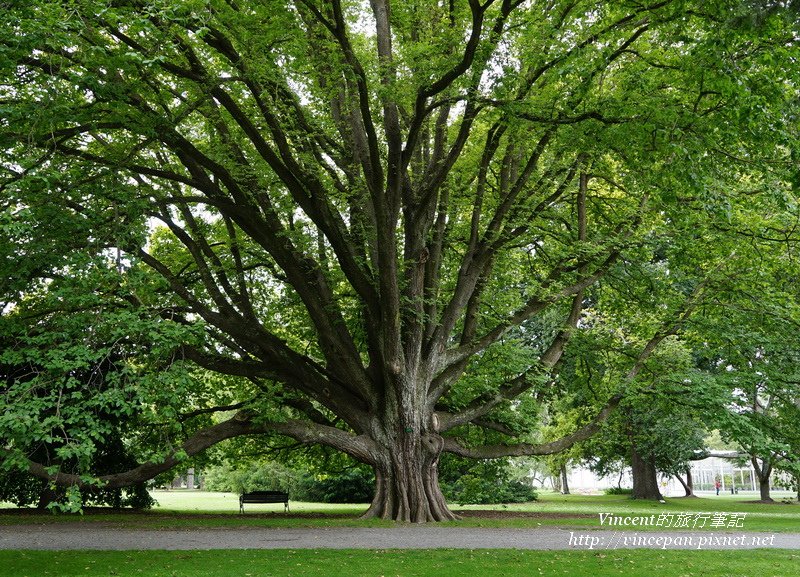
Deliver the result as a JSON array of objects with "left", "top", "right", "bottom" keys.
[{"left": 2, "top": 524, "right": 799, "bottom": 550}]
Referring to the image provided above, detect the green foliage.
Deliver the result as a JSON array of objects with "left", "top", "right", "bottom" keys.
[
  {"left": 604, "top": 487, "right": 633, "bottom": 496},
  {"left": 0, "top": 464, "right": 154, "bottom": 511},
  {"left": 1, "top": 0, "right": 799, "bottom": 520},
  {"left": 203, "top": 461, "right": 299, "bottom": 495},
  {"left": 444, "top": 475, "right": 538, "bottom": 506},
  {"left": 439, "top": 454, "right": 537, "bottom": 505},
  {"left": 296, "top": 468, "right": 375, "bottom": 504},
  {"left": 203, "top": 459, "right": 375, "bottom": 503}
]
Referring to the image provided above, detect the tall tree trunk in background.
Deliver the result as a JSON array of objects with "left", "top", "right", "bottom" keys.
[
  {"left": 758, "top": 475, "right": 772, "bottom": 502},
  {"left": 631, "top": 445, "right": 662, "bottom": 500},
  {"left": 560, "top": 464, "right": 570, "bottom": 495},
  {"left": 752, "top": 457, "right": 773, "bottom": 502},
  {"left": 675, "top": 468, "right": 694, "bottom": 496}
]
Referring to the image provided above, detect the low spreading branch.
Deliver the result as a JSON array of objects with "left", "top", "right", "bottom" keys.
[
  {"left": 10, "top": 413, "right": 377, "bottom": 489},
  {"left": 442, "top": 395, "right": 622, "bottom": 458}
]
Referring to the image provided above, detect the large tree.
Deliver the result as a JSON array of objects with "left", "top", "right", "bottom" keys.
[
  {"left": 694, "top": 304, "right": 800, "bottom": 502},
  {"left": 1, "top": 0, "right": 797, "bottom": 521}
]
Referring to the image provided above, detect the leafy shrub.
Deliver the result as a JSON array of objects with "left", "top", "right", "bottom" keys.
[
  {"left": 204, "top": 461, "right": 300, "bottom": 495},
  {"left": 442, "top": 475, "right": 537, "bottom": 505},
  {"left": 0, "top": 467, "right": 155, "bottom": 510},
  {"left": 296, "top": 467, "right": 375, "bottom": 503},
  {"left": 604, "top": 487, "right": 633, "bottom": 495},
  {"left": 503, "top": 480, "right": 539, "bottom": 503},
  {"left": 438, "top": 453, "right": 537, "bottom": 505},
  {"left": 204, "top": 461, "right": 375, "bottom": 503},
  {"left": 0, "top": 437, "right": 155, "bottom": 510}
]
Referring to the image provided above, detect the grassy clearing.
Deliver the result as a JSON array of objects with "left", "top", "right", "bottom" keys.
[
  {"left": 453, "top": 492, "right": 800, "bottom": 532},
  {"left": 1, "top": 490, "right": 797, "bottom": 532},
  {"left": 3, "top": 549, "right": 799, "bottom": 577},
  {"left": 151, "top": 490, "right": 365, "bottom": 514},
  {"left": 0, "top": 491, "right": 386, "bottom": 529}
]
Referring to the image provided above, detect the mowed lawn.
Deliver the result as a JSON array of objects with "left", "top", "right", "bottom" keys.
[
  {"left": 3, "top": 549, "right": 799, "bottom": 577},
  {"left": 456, "top": 491, "right": 800, "bottom": 532},
  {"left": 1, "top": 490, "right": 798, "bottom": 531}
]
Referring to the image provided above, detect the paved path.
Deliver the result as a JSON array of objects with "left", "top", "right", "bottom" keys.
[{"left": 2, "top": 525, "right": 799, "bottom": 550}]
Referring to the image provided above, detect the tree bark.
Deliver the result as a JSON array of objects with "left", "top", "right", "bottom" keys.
[
  {"left": 751, "top": 457, "right": 773, "bottom": 502},
  {"left": 36, "top": 485, "right": 61, "bottom": 510},
  {"left": 631, "top": 445, "right": 662, "bottom": 500},
  {"left": 758, "top": 475, "right": 772, "bottom": 502},
  {"left": 560, "top": 464, "right": 570, "bottom": 495},
  {"left": 675, "top": 468, "right": 694, "bottom": 497},
  {"left": 361, "top": 429, "right": 457, "bottom": 522}
]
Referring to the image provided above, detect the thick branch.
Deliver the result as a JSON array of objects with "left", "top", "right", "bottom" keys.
[
  {"left": 442, "top": 395, "right": 621, "bottom": 458},
  {"left": 13, "top": 413, "right": 376, "bottom": 489},
  {"left": 442, "top": 250, "right": 619, "bottom": 370},
  {"left": 17, "top": 412, "right": 264, "bottom": 489}
]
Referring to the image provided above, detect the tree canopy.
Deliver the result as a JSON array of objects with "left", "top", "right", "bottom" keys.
[{"left": 1, "top": 0, "right": 798, "bottom": 520}]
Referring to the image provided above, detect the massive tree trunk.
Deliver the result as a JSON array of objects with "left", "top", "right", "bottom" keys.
[
  {"left": 631, "top": 445, "right": 662, "bottom": 500},
  {"left": 362, "top": 437, "right": 456, "bottom": 522},
  {"left": 360, "top": 409, "right": 457, "bottom": 522}
]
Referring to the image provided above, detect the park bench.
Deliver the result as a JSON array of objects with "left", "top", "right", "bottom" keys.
[{"left": 239, "top": 490, "right": 289, "bottom": 513}]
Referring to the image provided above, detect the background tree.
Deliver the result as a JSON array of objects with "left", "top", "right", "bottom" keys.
[
  {"left": 693, "top": 314, "right": 800, "bottom": 501},
  {"left": 1, "top": 0, "right": 798, "bottom": 521},
  {"left": 554, "top": 320, "right": 716, "bottom": 500}
]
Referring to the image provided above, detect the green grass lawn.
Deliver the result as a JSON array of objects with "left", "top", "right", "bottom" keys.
[
  {"left": 151, "top": 489, "right": 365, "bottom": 514},
  {"left": 3, "top": 549, "right": 798, "bottom": 577},
  {"left": 1, "top": 490, "right": 797, "bottom": 532},
  {"left": 453, "top": 491, "right": 800, "bottom": 532}
]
